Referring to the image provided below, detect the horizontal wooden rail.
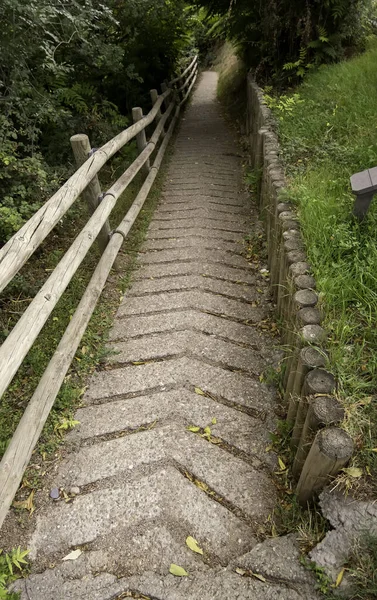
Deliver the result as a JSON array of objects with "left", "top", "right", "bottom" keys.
[
  {"left": 0, "top": 57, "right": 197, "bottom": 529},
  {"left": 179, "top": 67, "right": 199, "bottom": 106},
  {"left": 169, "top": 55, "right": 198, "bottom": 86},
  {"left": 0, "top": 99, "right": 175, "bottom": 402},
  {"left": 0, "top": 91, "right": 170, "bottom": 294}
]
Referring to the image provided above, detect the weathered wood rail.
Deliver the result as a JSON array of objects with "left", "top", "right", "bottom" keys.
[
  {"left": 246, "top": 76, "right": 354, "bottom": 505},
  {"left": 0, "top": 56, "right": 198, "bottom": 529}
]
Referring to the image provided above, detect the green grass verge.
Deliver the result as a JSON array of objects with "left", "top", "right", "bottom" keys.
[{"left": 266, "top": 37, "right": 377, "bottom": 494}]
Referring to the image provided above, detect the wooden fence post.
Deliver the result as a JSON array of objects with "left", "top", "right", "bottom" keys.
[
  {"left": 150, "top": 89, "right": 165, "bottom": 138},
  {"left": 70, "top": 134, "right": 111, "bottom": 255},
  {"left": 132, "top": 107, "right": 151, "bottom": 177},
  {"left": 296, "top": 427, "right": 354, "bottom": 505},
  {"left": 292, "top": 395, "right": 344, "bottom": 478},
  {"left": 161, "top": 82, "right": 171, "bottom": 111}
]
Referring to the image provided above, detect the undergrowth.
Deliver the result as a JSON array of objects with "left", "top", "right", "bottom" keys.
[
  {"left": 0, "top": 548, "right": 29, "bottom": 599},
  {"left": 267, "top": 37, "right": 377, "bottom": 495}
]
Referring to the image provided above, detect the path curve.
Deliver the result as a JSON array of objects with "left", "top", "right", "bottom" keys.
[{"left": 13, "top": 72, "right": 319, "bottom": 600}]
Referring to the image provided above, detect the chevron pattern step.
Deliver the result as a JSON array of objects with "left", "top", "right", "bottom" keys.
[
  {"left": 29, "top": 467, "right": 257, "bottom": 563},
  {"left": 57, "top": 425, "right": 275, "bottom": 518},
  {"left": 107, "top": 329, "right": 267, "bottom": 374},
  {"left": 84, "top": 357, "right": 273, "bottom": 412},
  {"left": 109, "top": 310, "right": 269, "bottom": 347},
  {"left": 13, "top": 554, "right": 320, "bottom": 600},
  {"left": 71, "top": 389, "right": 276, "bottom": 464},
  {"left": 136, "top": 247, "right": 249, "bottom": 268},
  {"left": 145, "top": 225, "right": 245, "bottom": 240},
  {"left": 132, "top": 260, "right": 259, "bottom": 283},
  {"left": 142, "top": 235, "right": 241, "bottom": 252},
  {"left": 117, "top": 290, "right": 268, "bottom": 321},
  {"left": 10, "top": 71, "right": 318, "bottom": 600},
  {"left": 126, "top": 276, "right": 261, "bottom": 303},
  {"left": 148, "top": 217, "right": 249, "bottom": 233},
  {"left": 156, "top": 202, "right": 249, "bottom": 216}
]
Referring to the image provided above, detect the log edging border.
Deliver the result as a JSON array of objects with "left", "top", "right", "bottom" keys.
[{"left": 246, "top": 73, "right": 353, "bottom": 504}]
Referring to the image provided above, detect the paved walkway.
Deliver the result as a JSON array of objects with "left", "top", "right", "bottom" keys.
[{"left": 14, "top": 72, "right": 319, "bottom": 599}]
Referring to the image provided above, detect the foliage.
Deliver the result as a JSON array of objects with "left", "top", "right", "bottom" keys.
[
  {"left": 193, "top": 0, "right": 373, "bottom": 85},
  {"left": 0, "top": 547, "right": 29, "bottom": 599},
  {"left": 271, "top": 38, "right": 377, "bottom": 489},
  {"left": 0, "top": 0, "right": 192, "bottom": 244}
]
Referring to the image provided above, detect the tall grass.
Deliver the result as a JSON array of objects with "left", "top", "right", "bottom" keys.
[{"left": 271, "top": 38, "right": 377, "bottom": 489}]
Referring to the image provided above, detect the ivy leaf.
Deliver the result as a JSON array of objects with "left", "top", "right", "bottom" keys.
[
  {"left": 186, "top": 536, "right": 203, "bottom": 555},
  {"left": 169, "top": 564, "right": 188, "bottom": 577}
]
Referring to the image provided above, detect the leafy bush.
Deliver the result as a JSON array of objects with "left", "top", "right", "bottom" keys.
[
  {"left": 193, "top": 0, "right": 372, "bottom": 85},
  {"left": 0, "top": 0, "right": 192, "bottom": 245}
]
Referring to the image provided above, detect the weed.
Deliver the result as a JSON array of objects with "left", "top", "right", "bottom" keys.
[
  {"left": 0, "top": 547, "right": 29, "bottom": 599},
  {"left": 343, "top": 533, "right": 377, "bottom": 599}
]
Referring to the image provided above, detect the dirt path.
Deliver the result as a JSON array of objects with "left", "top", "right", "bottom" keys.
[{"left": 13, "top": 72, "right": 319, "bottom": 600}]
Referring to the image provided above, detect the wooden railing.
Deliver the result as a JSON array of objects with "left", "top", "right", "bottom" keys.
[{"left": 0, "top": 56, "right": 199, "bottom": 528}]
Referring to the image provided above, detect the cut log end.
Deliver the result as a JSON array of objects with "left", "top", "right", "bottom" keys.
[{"left": 318, "top": 426, "right": 354, "bottom": 460}]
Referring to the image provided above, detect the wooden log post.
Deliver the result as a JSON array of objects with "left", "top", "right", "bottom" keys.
[
  {"left": 276, "top": 231, "right": 304, "bottom": 311},
  {"left": 150, "top": 89, "right": 165, "bottom": 139},
  {"left": 280, "top": 263, "right": 311, "bottom": 339},
  {"left": 161, "top": 82, "right": 171, "bottom": 111},
  {"left": 286, "top": 343, "right": 327, "bottom": 420},
  {"left": 296, "top": 427, "right": 354, "bottom": 505},
  {"left": 282, "top": 273, "right": 316, "bottom": 329},
  {"left": 132, "top": 107, "right": 151, "bottom": 177},
  {"left": 291, "top": 368, "right": 336, "bottom": 450},
  {"left": 282, "top": 289, "right": 319, "bottom": 388},
  {"left": 269, "top": 204, "right": 294, "bottom": 293},
  {"left": 284, "top": 304, "right": 322, "bottom": 349},
  {"left": 292, "top": 395, "right": 344, "bottom": 478},
  {"left": 70, "top": 134, "right": 111, "bottom": 255}
]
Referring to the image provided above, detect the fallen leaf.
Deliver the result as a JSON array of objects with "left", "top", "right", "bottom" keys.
[
  {"left": 195, "top": 387, "right": 205, "bottom": 396},
  {"left": 335, "top": 567, "right": 345, "bottom": 588},
  {"left": 265, "top": 445, "right": 273, "bottom": 452},
  {"left": 187, "top": 425, "right": 201, "bottom": 433},
  {"left": 132, "top": 361, "right": 146, "bottom": 365},
  {"left": 251, "top": 571, "right": 266, "bottom": 582},
  {"left": 62, "top": 549, "right": 82, "bottom": 561},
  {"left": 186, "top": 536, "right": 203, "bottom": 555},
  {"left": 203, "top": 426, "right": 211, "bottom": 436},
  {"left": 278, "top": 457, "right": 286, "bottom": 471},
  {"left": 13, "top": 491, "right": 35, "bottom": 515},
  {"left": 342, "top": 467, "right": 363, "bottom": 478},
  {"left": 211, "top": 417, "right": 217, "bottom": 425},
  {"left": 235, "top": 567, "right": 246, "bottom": 576},
  {"left": 169, "top": 564, "right": 188, "bottom": 577}
]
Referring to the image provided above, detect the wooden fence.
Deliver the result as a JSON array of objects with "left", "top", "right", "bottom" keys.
[
  {"left": 0, "top": 56, "right": 199, "bottom": 529},
  {"left": 246, "top": 75, "right": 354, "bottom": 505}
]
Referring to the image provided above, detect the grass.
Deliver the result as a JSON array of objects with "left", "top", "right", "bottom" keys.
[{"left": 266, "top": 36, "right": 377, "bottom": 494}]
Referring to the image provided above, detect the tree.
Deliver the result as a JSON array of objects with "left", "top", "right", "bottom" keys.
[{"left": 194, "top": 0, "right": 368, "bottom": 84}]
